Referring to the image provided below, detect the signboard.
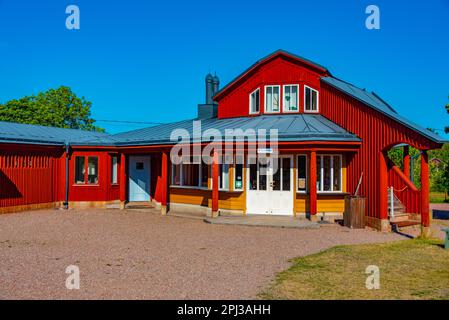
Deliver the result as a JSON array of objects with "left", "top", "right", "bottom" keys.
[{"left": 257, "top": 148, "right": 273, "bottom": 154}]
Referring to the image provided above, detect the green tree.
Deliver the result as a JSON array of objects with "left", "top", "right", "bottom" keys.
[{"left": 0, "top": 86, "right": 104, "bottom": 132}]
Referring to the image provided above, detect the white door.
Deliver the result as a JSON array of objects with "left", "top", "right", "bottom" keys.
[
  {"left": 128, "top": 156, "right": 151, "bottom": 202},
  {"left": 246, "top": 155, "right": 293, "bottom": 215}
]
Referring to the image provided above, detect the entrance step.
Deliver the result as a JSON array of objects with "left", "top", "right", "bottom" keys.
[{"left": 125, "top": 202, "right": 155, "bottom": 210}]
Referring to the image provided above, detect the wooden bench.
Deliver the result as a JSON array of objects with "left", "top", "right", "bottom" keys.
[{"left": 443, "top": 228, "right": 449, "bottom": 250}]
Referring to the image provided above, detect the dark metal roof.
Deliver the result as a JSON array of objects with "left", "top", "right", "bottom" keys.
[
  {"left": 0, "top": 115, "right": 361, "bottom": 147},
  {"left": 322, "top": 77, "right": 447, "bottom": 144},
  {"left": 0, "top": 121, "right": 113, "bottom": 146},
  {"left": 110, "top": 114, "right": 360, "bottom": 146}
]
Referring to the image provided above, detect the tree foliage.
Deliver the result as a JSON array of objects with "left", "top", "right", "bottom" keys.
[{"left": 0, "top": 86, "right": 104, "bottom": 132}]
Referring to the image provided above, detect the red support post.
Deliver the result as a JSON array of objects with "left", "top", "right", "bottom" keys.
[
  {"left": 309, "top": 150, "right": 317, "bottom": 217},
  {"left": 379, "top": 151, "right": 388, "bottom": 221},
  {"left": 212, "top": 150, "right": 219, "bottom": 217},
  {"left": 403, "top": 146, "right": 410, "bottom": 180},
  {"left": 421, "top": 151, "right": 430, "bottom": 232},
  {"left": 119, "top": 153, "right": 126, "bottom": 209},
  {"left": 161, "top": 151, "right": 168, "bottom": 215}
]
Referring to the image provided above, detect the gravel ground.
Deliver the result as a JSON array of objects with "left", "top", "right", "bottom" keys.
[{"left": 0, "top": 209, "right": 404, "bottom": 300}]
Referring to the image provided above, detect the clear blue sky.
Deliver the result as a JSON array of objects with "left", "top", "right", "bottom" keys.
[{"left": 0, "top": 0, "right": 448, "bottom": 137}]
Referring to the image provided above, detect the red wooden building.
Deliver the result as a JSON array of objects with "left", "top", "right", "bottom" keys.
[{"left": 0, "top": 50, "right": 446, "bottom": 232}]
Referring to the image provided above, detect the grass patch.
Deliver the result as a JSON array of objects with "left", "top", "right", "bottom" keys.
[
  {"left": 260, "top": 239, "right": 449, "bottom": 300},
  {"left": 430, "top": 192, "right": 448, "bottom": 203}
]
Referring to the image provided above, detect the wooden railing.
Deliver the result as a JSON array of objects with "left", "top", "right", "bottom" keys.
[{"left": 388, "top": 165, "right": 421, "bottom": 215}]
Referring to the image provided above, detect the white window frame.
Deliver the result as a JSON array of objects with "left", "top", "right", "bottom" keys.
[
  {"left": 249, "top": 88, "right": 260, "bottom": 115},
  {"left": 296, "top": 154, "right": 308, "bottom": 193},
  {"left": 264, "top": 85, "right": 281, "bottom": 114},
  {"left": 304, "top": 85, "right": 319, "bottom": 113},
  {"left": 317, "top": 154, "right": 343, "bottom": 193},
  {"left": 283, "top": 84, "right": 299, "bottom": 113},
  {"left": 171, "top": 158, "right": 209, "bottom": 190},
  {"left": 111, "top": 155, "right": 118, "bottom": 184}
]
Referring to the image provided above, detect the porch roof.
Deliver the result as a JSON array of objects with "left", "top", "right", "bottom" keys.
[{"left": 0, "top": 114, "right": 361, "bottom": 147}]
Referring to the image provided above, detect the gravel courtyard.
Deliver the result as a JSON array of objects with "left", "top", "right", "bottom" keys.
[{"left": 0, "top": 209, "right": 404, "bottom": 300}]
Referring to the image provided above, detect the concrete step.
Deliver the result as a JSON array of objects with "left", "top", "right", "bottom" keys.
[{"left": 125, "top": 202, "right": 155, "bottom": 210}]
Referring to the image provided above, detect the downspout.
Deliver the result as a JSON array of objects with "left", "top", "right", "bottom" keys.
[{"left": 64, "top": 143, "right": 70, "bottom": 210}]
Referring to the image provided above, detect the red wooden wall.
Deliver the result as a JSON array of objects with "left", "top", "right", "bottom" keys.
[
  {"left": 0, "top": 144, "right": 63, "bottom": 209},
  {"left": 320, "top": 82, "right": 439, "bottom": 220},
  {"left": 68, "top": 149, "right": 120, "bottom": 202}
]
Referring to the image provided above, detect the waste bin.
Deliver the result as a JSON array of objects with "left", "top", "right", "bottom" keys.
[{"left": 344, "top": 196, "right": 366, "bottom": 228}]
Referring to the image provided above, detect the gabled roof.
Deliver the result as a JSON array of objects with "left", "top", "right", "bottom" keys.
[
  {"left": 321, "top": 77, "right": 447, "bottom": 144},
  {"left": 0, "top": 121, "right": 113, "bottom": 146},
  {"left": 213, "top": 49, "right": 330, "bottom": 101}
]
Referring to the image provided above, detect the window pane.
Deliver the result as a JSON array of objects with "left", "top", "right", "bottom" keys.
[
  {"left": 317, "top": 156, "right": 322, "bottom": 191},
  {"left": 258, "top": 160, "right": 267, "bottom": 191},
  {"left": 282, "top": 157, "right": 291, "bottom": 191},
  {"left": 312, "top": 89, "right": 317, "bottom": 111},
  {"left": 323, "top": 156, "right": 331, "bottom": 191},
  {"left": 273, "top": 86, "right": 279, "bottom": 111},
  {"left": 201, "top": 164, "right": 209, "bottom": 188},
  {"left": 333, "top": 156, "right": 342, "bottom": 191},
  {"left": 234, "top": 163, "right": 243, "bottom": 190},
  {"left": 272, "top": 157, "right": 280, "bottom": 191},
  {"left": 75, "top": 156, "right": 85, "bottom": 184},
  {"left": 219, "top": 163, "right": 229, "bottom": 190},
  {"left": 111, "top": 156, "right": 118, "bottom": 184},
  {"left": 284, "top": 86, "right": 298, "bottom": 111},
  {"left": 305, "top": 87, "right": 311, "bottom": 111},
  {"left": 172, "top": 164, "right": 181, "bottom": 186},
  {"left": 251, "top": 89, "right": 260, "bottom": 113},
  {"left": 297, "top": 155, "right": 307, "bottom": 191},
  {"left": 249, "top": 163, "right": 257, "bottom": 190},
  {"left": 183, "top": 163, "right": 199, "bottom": 187},
  {"left": 88, "top": 157, "right": 98, "bottom": 184},
  {"left": 266, "top": 87, "right": 273, "bottom": 112}
]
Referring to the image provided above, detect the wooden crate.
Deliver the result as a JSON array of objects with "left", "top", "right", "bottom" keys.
[{"left": 344, "top": 196, "right": 366, "bottom": 229}]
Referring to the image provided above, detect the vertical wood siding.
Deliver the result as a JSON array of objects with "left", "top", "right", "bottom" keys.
[
  {"left": 0, "top": 145, "right": 63, "bottom": 209},
  {"left": 320, "top": 83, "right": 439, "bottom": 220}
]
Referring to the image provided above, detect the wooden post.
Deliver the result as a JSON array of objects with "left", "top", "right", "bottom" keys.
[
  {"left": 379, "top": 151, "right": 389, "bottom": 231},
  {"left": 421, "top": 150, "right": 430, "bottom": 237},
  {"left": 161, "top": 151, "right": 168, "bottom": 215},
  {"left": 403, "top": 146, "right": 410, "bottom": 179},
  {"left": 211, "top": 150, "right": 219, "bottom": 217},
  {"left": 309, "top": 151, "right": 317, "bottom": 218},
  {"left": 119, "top": 153, "right": 126, "bottom": 209}
]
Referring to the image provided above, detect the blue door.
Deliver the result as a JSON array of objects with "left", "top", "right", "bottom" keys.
[{"left": 128, "top": 156, "right": 151, "bottom": 202}]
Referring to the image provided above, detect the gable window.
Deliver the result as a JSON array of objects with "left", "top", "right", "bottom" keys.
[
  {"left": 297, "top": 155, "right": 307, "bottom": 192},
  {"left": 304, "top": 85, "right": 319, "bottom": 112},
  {"left": 249, "top": 88, "right": 260, "bottom": 114},
  {"left": 317, "top": 155, "right": 342, "bottom": 192},
  {"left": 265, "top": 85, "right": 280, "bottom": 113},
  {"left": 283, "top": 85, "right": 299, "bottom": 112}
]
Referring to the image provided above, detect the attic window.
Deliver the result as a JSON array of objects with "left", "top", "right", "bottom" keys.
[
  {"left": 304, "top": 86, "right": 319, "bottom": 112},
  {"left": 249, "top": 88, "right": 260, "bottom": 114},
  {"left": 265, "top": 85, "right": 280, "bottom": 113},
  {"left": 283, "top": 85, "right": 299, "bottom": 112}
]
